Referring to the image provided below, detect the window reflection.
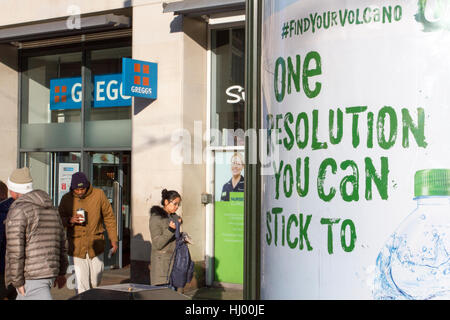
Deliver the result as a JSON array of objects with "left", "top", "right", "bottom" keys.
[
  {"left": 85, "top": 46, "right": 132, "bottom": 148},
  {"left": 23, "top": 52, "right": 82, "bottom": 125},
  {"left": 21, "top": 52, "right": 82, "bottom": 149},
  {"left": 87, "top": 47, "right": 132, "bottom": 121},
  {"left": 211, "top": 27, "right": 245, "bottom": 147}
]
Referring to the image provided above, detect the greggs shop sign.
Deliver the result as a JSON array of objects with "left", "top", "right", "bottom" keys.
[
  {"left": 50, "top": 58, "right": 157, "bottom": 110},
  {"left": 122, "top": 58, "right": 158, "bottom": 99}
]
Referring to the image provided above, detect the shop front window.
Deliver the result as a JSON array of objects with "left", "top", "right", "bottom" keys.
[
  {"left": 19, "top": 40, "right": 132, "bottom": 205},
  {"left": 211, "top": 27, "right": 245, "bottom": 147},
  {"left": 21, "top": 151, "right": 81, "bottom": 205},
  {"left": 20, "top": 42, "right": 131, "bottom": 151},
  {"left": 85, "top": 47, "right": 132, "bottom": 148},
  {"left": 22, "top": 152, "right": 51, "bottom": 194},
  {"left": 21, "top": 52, "right": 82, "bottom": 149}
]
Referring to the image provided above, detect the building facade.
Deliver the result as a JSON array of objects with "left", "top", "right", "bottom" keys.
[{"left": 0, "top": 0, "right": 246, "bottom": 289}]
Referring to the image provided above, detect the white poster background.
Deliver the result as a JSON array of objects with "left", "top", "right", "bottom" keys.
[
  {"left": 58, "top": 163, "right": 79, "bottom": 205},
  {"left": 261, "top": 0, "right": 450, "bottom": 299}
]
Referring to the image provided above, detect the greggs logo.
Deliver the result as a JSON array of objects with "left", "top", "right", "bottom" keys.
[
  {"left": 130, "top": 61, "right": 153, "bottom": 95},
  {"left": 54, "top": 85, "right": 68, "bottom": 103},
  {"left": 50, "top": 77, "right": 82, "bottom": 110},
  {"left": 122, "top": 58, "right": 157, "bottom": 99},
  {"left": 133, "top": 63, "right": 151, "bottom": 86}
]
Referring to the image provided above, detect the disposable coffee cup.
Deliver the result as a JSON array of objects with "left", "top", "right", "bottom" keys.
[{"left": 77, "top": 208, "right": 85, "bottom": 223}]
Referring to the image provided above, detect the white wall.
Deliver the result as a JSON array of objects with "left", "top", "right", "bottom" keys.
[
  {"left": 0, "top": 44, "right": 18, "bottom": 184},
  {"left": 0, "top": 0, "right": 182, "bottom": 27},
  {"left": 181, "top": 17, "right": 207, "bottom": 262},
  {"left": 131, "top": 4, "right": 208, "bottom": 265}
]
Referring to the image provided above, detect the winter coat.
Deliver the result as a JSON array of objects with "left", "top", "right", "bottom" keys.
[
  {"left": 0, "top": 198, "right": 14, "bottom": 274},
  {"left": 58, "top": 185, "right": 118, "bottom": 259},
  {"left": 5, "top": 190, "right": 68, "bottom": 288},
  {"left": 149, "top": 205, "right": 181, "bottom": 285}
]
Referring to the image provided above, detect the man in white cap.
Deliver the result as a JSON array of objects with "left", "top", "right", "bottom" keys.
[{"left": 5, "top": 167, "right": 68, "bottom": 300}]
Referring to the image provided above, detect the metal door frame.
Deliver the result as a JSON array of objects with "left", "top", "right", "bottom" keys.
[
  {"left": 87, "top": 151, "right": 127, "bottom": 269},
  {"left": 207, "top": 16, "right": 246, "bottom": 286}
]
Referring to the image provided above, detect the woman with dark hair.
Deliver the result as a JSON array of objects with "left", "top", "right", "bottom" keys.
[{"left": 149, "top": 189, "right": 182, "bottom": 287}]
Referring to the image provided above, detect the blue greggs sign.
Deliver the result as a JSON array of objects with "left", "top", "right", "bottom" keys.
[
  {"left": 50, "top": 58, "right": 157, "bottom": 110},
  {"left": 93, "top": 74, "right": 131, "bottom": 108},
  {"left": 122, "top": 58, "right": 158, "bottom": 99},
  {"left": 50, "top": 74, "right": 131, "bottom": 110},
  {"left": 50, "top": 77, "right": 82, "bottom": 110}
]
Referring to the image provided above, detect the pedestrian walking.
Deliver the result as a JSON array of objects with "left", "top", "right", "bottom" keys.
[
  {"left": 58, "top": 172, "right": 118, "bottom": 294},
  {"left": 149, "top": 189, "right": 183, "bottom": 288},
  {"left": 5, "top": 168, "right": 68, "bottom": 300},
  {"left": 0, "top": 180, "right": 16, "bottom": 300}
]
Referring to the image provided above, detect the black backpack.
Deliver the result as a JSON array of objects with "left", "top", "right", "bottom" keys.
[{"left": 168, "top": 220, "right": 194, "bottom": 289}]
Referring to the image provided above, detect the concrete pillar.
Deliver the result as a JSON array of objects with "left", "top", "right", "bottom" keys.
[
  {"left": 0, "top": 44, "right": 18, "bottom": 182},
  {"left": 130, "top": 3, "right": 208, "bottom": 287}
]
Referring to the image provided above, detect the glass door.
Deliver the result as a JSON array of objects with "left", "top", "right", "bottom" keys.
[
  {"left": 210, "top": 26, "right": 246, "bottom": 284},
  {"left": 89, "top": 151, "right": 131, "bottom": 269}
]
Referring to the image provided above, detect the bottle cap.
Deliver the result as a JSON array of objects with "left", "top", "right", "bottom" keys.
[{"left": 414, "top": 169, "right": 450, "bottom": 197}]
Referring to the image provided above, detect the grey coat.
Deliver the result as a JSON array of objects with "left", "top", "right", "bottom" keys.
[
  {"left": 149, "top": 206, "right": 181, "bottom": 285},
  {"left": 5, "top": 190, "right": 68, "bottom": 288}
]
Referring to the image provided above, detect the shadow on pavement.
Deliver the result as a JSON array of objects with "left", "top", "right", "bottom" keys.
[{"left": 186, "top": 283, "right": 243, "bottom": 300}]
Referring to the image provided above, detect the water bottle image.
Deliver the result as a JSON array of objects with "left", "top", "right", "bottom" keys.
[{"left": 373, "top": 169, "right": 450, "bottom": 300}]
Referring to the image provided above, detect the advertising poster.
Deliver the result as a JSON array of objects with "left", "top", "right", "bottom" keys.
[
  {"left": 58, "top": 163, "right": 79, "bottom": 205},
  {"left": 261, "top": 0, "right": 450, "bottom": 299},
  {"left": 214, "top": 151, "right": 245, "bottom": 284}
]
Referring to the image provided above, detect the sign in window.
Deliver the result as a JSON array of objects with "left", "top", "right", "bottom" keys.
[{"left": 50, "top": 74, "right": 131, "bottom": 110}]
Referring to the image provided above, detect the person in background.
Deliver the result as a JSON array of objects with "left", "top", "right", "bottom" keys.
[
  {"left": 58, "top": 172, "right": 118, "bottom": 294},
  {"left": 149, "top": 189, "right": 182, "bottom": 289},
  {"left": 220, "top": 152, "right": 245, "bottom": 201},
  {"left": 5, "top": 168, "right": 67, "bottom": 300},
  {"left": 0, "top": 180, "right": 16, "bottom": 300}
]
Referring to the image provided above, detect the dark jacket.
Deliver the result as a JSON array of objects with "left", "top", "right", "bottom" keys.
[
  {"left": 5, "top": 190, "right": 68, "bottom": 288},
  {"left": 0, "top": 198, "right": 14, "bottom": 274},
  {"left": 58, "top": 184, "right": 118, "bottom": 259},
  {"left": 149, "top": 205, "right": 181, "bottom": 285},
  {"left": 220, "top": 175, "right": 245, "bottom": 201}
]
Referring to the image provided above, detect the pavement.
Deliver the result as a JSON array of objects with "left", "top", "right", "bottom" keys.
[{"left": 50, "top": 265, "right": 244, "bottom": 300}]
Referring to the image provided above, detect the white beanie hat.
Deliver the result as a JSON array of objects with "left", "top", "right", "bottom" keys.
[{"left": 7, "top": 167, "right": 33, "bottom": 194}]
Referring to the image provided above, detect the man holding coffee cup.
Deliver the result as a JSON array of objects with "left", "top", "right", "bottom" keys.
[{"left": 58, "top": 172, "right": 118, "bottom": 294}]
